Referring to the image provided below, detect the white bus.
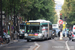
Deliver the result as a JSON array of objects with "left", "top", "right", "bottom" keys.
[
  {"left": 52, "top": 24, "right": 60, "bottom": 36},
  {"left": 24, "top": 19, "right": 52, "bottom": 42}
]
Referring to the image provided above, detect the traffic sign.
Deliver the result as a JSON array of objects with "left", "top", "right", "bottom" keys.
[{"left": 59, "top": 20, "right": 63, "bottom": 24}]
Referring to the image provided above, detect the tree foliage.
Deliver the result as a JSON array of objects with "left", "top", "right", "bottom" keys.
[
  {"left": 61, "top": 0, "right": 75, "bottom": 27},
  {"left": 2, "top": 0, "right": 56, "bottom": 23}
]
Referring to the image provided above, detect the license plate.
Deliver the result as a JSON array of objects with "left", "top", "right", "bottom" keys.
[
  {"left": 29, "top": 34, "right": 34, "bottom": 36},
  {"left": 31, "top": 38, "right": 35, "bottom": 39}
]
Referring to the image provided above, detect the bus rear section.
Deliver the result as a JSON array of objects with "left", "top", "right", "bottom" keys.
[
  {"left": 24, "top": 21, "right": 52, "bottom": 42},
  {"left": 19, "top": 23, "right": 26, "bottom": 39}
]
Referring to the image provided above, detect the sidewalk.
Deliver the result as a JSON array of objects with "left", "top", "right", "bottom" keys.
[{"left": 0, "top": 40, "right": 18, "bottom": 47}]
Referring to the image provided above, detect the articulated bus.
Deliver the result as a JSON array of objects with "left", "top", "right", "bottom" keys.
[
  {"left": 24, "top": 19, "right": 52, "bottom": 42},
  {"left": 19, "top": 22, "right": 26, "bottom": 39}
]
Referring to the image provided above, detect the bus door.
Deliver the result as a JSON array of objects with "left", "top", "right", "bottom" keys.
[
  {"left": 42, "top": 26, "right": 47, "bottom": 37},
  {"left": 49, "top": 25, "right": 52, "bottom": 37}
]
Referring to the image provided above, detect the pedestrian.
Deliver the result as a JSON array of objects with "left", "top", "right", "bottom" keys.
[
  {"left": 58, "top": 31, "right": 60, "bottom": 37},
  {"left": 3, "top": 29, "right": 7, "bottom": 36},
  {"left": 3, "top": 29, "right": 6, "bottom": 33},
  {"left": 68, "top": 30, "right": 72, "bottom": 40},
  {"left": 0, "top": 36, "right": 3, "bottom": 45},
  {"left": 15, "top": 30, "right": 18, "bottom": 39}
]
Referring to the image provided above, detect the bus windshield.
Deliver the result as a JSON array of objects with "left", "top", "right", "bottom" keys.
[
  {"left": 20, "top": 25, "right": 25, "bottom": 29},
  {"left": 26, "top": 26, "right": 40, "bottom": 33}
]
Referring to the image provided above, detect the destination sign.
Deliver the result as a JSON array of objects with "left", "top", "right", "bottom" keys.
[{"left": 26, "top": 22, "right": 40, "bottom": 25}]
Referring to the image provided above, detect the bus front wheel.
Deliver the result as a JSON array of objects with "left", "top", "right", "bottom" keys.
[{"left": 27, "top": 40, "right": 29, "bottom": 42}]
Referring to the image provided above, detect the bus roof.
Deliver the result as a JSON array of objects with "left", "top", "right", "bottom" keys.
[
  {"left": 26, "top": 19, "right": 52, "bottom": 25},
  {"left": 29, "top": 19, "right": 52, "bottom": 23},
  {"left": 41, "top": 23, "right": 52, "bottom": 25}
]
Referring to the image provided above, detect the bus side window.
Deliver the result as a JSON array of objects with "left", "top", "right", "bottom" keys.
[
  {"left": 26, "top": 26, "right": 30, "bottom": 32},
  {"left": 28, "top": 30, "right": 29, "bottom": 32}
]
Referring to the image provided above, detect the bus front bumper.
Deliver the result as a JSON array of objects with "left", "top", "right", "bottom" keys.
[{"left": 25, "top": 36, "right": 43, "bottom": 40}]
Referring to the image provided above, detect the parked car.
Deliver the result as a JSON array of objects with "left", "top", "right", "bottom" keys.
[
  {"left": 53, "top": 28, "right": 60, "bottom": 37},
  {"left": 71, "top": 32, "right": 75, "bottom": 41}
]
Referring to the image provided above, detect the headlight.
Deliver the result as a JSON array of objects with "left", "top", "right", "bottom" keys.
[
  {"left": 38, "top": 34, "right": 42, "bottom": 36},
  {"left": 24, "top": 33, "right": 28, "bottom": 36},
  {"left": 53, "top": 34, "right": 54, "bottom": 35}
]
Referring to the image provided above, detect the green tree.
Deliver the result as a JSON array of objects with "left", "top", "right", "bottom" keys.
[
  {"left": 61, "top": 0, "right": 75, "bottom": 27},
  {"left": 2, "top": 0, "right": 56, "bottom": 23}
]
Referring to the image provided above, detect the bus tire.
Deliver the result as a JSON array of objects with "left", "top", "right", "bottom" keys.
[
  {"left": 42, "top": 36, "right": 45, "bottom": 40},
  {"left": 72, "top": 40, "right": 74, "bottom": 41},
  {"left": 49, "top": 37, "right": 51, "bottom": 40},
  {"left": 46, "top": 35, "right": 48, "bottom": 40},
  {"left": 27, "top": 40, "right": 29, "bottom": 42}
]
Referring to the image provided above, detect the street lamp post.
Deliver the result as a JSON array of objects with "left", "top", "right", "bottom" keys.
[
  {"left": 16, "top": 16, "right": 19, "bottom": 33},
  {"left": 13, "top": 0, "right": 18, "bottom": 39},
  {"left": 0, "top": 0, "right": 3, "bottom": 37},
  {"left": 13, "top": 6, "right": 16, "bottom": 39}
]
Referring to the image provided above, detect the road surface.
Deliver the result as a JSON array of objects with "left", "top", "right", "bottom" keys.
[{"left": 0, "top": 37, "right": 75, "bottom": 50}]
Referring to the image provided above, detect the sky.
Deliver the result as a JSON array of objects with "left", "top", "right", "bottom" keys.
[
  {"left": 54, "top": 0, "right": 64, "bottom": 10},
  {"left": 54, "top": 0, "right": 65, "bottom": 24}
]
